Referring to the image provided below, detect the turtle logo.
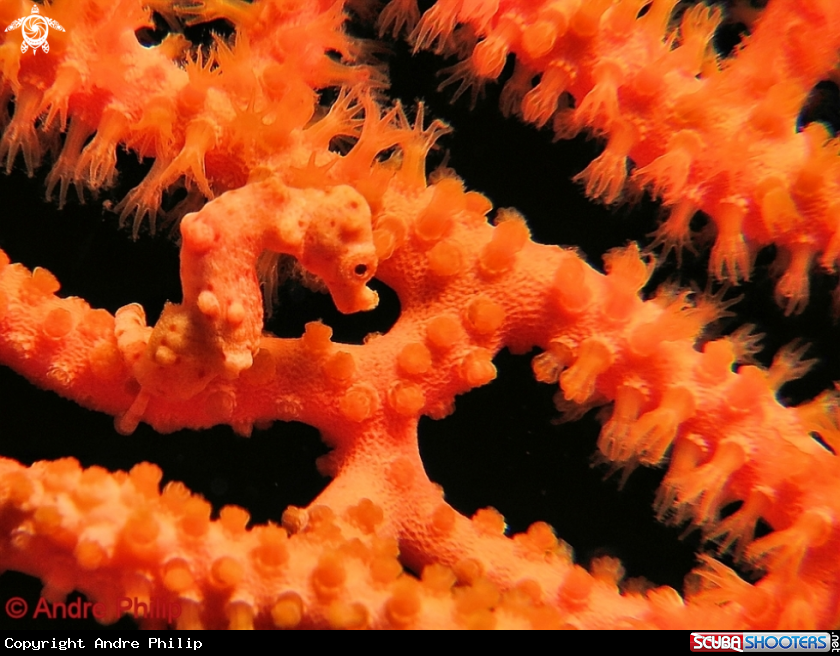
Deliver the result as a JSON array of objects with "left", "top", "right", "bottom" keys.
[{"left": 5, "top": 5, "right": 65, "bottom": 55}]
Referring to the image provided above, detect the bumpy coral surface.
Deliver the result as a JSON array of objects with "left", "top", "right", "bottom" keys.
[{"left": 1, "top": 0, "right": 839, "bottom": 629}]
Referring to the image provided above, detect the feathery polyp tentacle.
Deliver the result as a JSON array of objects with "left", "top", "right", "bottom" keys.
[{"left": 0, "top": 84, "right": 42, "bottom": 176}]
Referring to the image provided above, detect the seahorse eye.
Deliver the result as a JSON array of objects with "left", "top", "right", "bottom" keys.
[{"left": 354, "top": 263, "right": 368, "bottom": 277}]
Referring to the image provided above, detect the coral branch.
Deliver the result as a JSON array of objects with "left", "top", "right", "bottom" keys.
[
  {"left": 1, "top": 0, "right": 839, "bottom": 630},
  {"left": 404, "top": 0, "right": 840, "bottom": 314}
]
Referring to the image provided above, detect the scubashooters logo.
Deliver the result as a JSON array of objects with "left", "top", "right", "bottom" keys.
[
  {"left": 690, "top": 632, "right": 833, "bottom": 652},
  {"left": 5, "top": 5, "right": 65, "bottom": 55}
]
